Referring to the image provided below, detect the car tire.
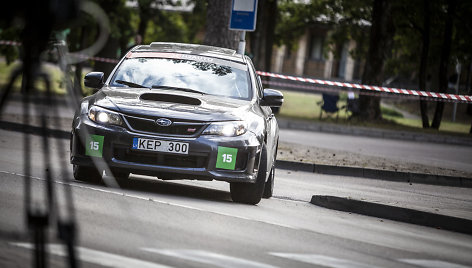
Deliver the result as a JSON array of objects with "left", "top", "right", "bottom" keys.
[
  {"left": 262, "top": 166, "right": 274, "bottom": 199},
  {"left": 230, "top": 146, "right": 267, "bottom": 205},
  {"left": 263, "top": 144, "right": 277, "bottom": 199},
  {"left": 73, "top": 164, "right": 102, "bottom": 183}
]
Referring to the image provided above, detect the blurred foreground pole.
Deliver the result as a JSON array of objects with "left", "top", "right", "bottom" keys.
[{"left": 452, "top": 61, "right": 461, "bottom": 122}]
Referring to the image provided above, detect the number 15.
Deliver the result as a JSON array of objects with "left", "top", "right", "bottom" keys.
[
  {"left": 90, "top": 141, "right": 99, "bottom": 151},
  {"left": 222, "top": 154, "right": 232, "bottom": 163}
]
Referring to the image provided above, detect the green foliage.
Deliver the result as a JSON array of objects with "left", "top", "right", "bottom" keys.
[
  {"left": 380, "top": 106, "right": 404, "bottom": 118},
  {"left": 145, "top": 11, "right": 189, "bottom": 43},
  {"left": 182, "top": 0, "right": 207, "bottom": 43},
  {"left": 0, "top": 61, "right": 66, "bottom": 95},
  {"left": 137, "top": 0, "right": 205, "bottom": 44},
  {"left": 384, "top": 0, "right": 472, "bottom": 87},
  {"left": 0, "top": 28, "right": 21, "bottom": 64},
  {"left": 275, "top": 0, "right": 472, "bottom": 93}
]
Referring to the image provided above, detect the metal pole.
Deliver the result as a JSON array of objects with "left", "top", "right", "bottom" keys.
[
  {"left": 452, "top": 61, "right": 461, "bottom": 122},
  {"left": 238, "top": 31, "right": 246, "bottom": 55}
]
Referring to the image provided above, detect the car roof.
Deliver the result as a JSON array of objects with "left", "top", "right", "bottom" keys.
[{"left": 131, "top": 42, "right": 246, "bottom": 64}]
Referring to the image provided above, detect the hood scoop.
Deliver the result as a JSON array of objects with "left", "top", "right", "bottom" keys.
[{"left": 140, "top": 93, "right": 202, "bottom": 106}]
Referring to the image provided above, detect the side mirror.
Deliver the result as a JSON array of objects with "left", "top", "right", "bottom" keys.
[
  {"left": 260, "top": 88, "right": 284, "bottom": 107},
  {"left": 84, "top": 72, "right": 104, "bottom": 89}
]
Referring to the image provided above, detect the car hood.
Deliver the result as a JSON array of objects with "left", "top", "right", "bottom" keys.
[{"left": 91, "top": 87, "right": 254, "bottom": 122}]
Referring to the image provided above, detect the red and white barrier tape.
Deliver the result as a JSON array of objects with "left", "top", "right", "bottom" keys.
[
  {"left": 2, "top": 40, "right": 471, "bottom": 103},
  {"left": 261, "top": 80, "right": 430, "bottom": 101},
  {"left": 68, "top": 53, "right": 119, "bottom": 64},
  {"left": 0, "top": 40, "right": 21, "bottom": 46},
  {"left": 257, "top": 71, "right": 472, "bottom": 104}
]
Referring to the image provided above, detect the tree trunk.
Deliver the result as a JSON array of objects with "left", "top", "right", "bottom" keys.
[
  {"left": 249, "top": 0, "right": 277, "bottom": 71},
  {"left": 137, "top": 16, "right": 149, "bottom": 42},
  {"left": 465, "top": 61, "right": 472, "bottom": 116},
  {"left": 137, "top": 0, "right": 155, "bottom": 41},
  {"left": 359, "top": 0, "right": 395, "bottom": 120},
  {"left": 419, "top": 0, "right": 431, "bottom": 128},
  {"left": 204, "top": 0, "right": 241, "bottom": 50},
  {"left": 431, "top": 0, "right": 456, "bottom": 129}
]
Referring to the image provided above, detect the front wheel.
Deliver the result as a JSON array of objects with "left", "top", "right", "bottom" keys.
[
  {"left": 263, "top": 144, "right": 277, "bottom": 199},
  {"left": 73, "top": 164, "right": 102, "bottom": 183},
  {"left": 230, "top": 146, "right": 267, "bottom": 205},
  {"left": 262, "top": 166, "right": 274, "bottom": 199}
]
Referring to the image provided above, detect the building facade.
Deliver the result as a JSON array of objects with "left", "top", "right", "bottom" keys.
[{"left": 271, "top": 26, "right": 362, "bottom": 82}]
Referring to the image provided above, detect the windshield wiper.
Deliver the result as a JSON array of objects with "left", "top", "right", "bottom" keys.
[
  {"left": 151, "top": 85, "right": 206, "bottom": 95},
  {"left": 116, "top": 80, "right": 148, "bottom": 88}
]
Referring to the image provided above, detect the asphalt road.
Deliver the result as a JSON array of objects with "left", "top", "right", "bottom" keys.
[
  {"left": 279, "top": 128, "right": 472, "bottom": 174},
  {"left": 1, "top": 129, "right": 472, "bottom": 268}
]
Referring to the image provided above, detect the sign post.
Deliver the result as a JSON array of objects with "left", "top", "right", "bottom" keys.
[{"left": 229, "top": 0, "right": 258, "bottom": 55}]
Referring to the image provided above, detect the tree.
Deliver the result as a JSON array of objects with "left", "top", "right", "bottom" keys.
[
  {"left": 249, "top": 0, "right": 278, "bottom": 71},
  {"left": 391, "top": 0, "right": 432, "bottom": 128},
  {"left": 359, "top": 0, "right": 395, "bottom": 120},
  {"left": 137, "top": 0, "right": 159, "bottom": 41},
  {"left": 204, "top": 0, "right": 240, "bottom": 50},
  {"left": 431, "top": 0, "right": 456, "bottom": 129}
]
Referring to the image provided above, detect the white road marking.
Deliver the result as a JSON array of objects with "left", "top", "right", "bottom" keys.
[
  {"left": 0, "top": 170, "right": 300, "bottom": 231},
  {"left": 269, "top": 253, "right": 378, "bottom": 268},
  {"left": 11, "top": 242, "right": 173, "bottom": 268},
  {"left": 399, "top": 259, "right": 472, "bottom": 268},
  {"left": 142, "top": 248, "right": 278, "bottom": 268}
]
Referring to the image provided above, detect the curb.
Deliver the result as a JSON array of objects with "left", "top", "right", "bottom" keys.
[
  {"left": 277, "top": 118, "right": 472, "bottom": 147},
  {"left": 310, "top": 195, "right": 472, "bottom": 235},
  {"left": 275, "top": 160, "right": 472, "bottom": 188}
]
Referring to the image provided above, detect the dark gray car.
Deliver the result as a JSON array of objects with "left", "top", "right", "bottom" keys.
[{"left": 70, "top": 42, "right": 283, "bottom": 204}]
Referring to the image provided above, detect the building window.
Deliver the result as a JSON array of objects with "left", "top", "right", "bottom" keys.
[{"left": 309, "top": 36, "right": 324, "bottom": 60}]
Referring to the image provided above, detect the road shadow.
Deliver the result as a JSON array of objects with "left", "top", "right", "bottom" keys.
[{"left": 76, "top": 175, "right": 233, "bottom": 204}]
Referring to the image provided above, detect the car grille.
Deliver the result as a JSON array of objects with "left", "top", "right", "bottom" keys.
[
  {"left": 123, "top": 115, "right": 207, "bottom": 137},
  {"left": 114, "top": 147, "right": 208, "bottom": 168}
]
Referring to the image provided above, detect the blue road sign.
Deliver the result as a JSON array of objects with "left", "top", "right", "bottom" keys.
[{"left": 229, "top": 0, "right": 258, "bottom": 31}]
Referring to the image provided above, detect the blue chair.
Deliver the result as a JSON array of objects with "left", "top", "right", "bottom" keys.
[{"left": 318, "top": 93, "right": 340, "bottom": 120}]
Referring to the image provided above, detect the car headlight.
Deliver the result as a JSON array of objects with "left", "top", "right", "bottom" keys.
[
  {"left": 88, "top": 106, "right": 123, "bottom": 126},
  {"left": 202, "top": 121, "right": 247, "bottom": 137}
]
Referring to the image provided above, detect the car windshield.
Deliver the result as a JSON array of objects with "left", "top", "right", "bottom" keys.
[{"left": 110, "top": 57, "right": 251, "bottom": 100}]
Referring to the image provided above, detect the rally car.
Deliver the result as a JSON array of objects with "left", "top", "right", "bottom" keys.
[{"left": 70, "top": 42, "right": 283, "bottom": 204}]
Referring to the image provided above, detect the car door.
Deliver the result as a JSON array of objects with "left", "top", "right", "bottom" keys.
[{"left": 247, "top": 59, "right": 277, "bottom": 170}]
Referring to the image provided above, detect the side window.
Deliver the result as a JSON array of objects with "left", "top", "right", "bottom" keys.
[{"left": 246, "top": 58, "right": 263, "bottom": 98}]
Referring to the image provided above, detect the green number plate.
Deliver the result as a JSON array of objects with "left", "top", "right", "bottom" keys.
[
  {"left": 216, "top": 146, "right": 238, "bottom": 170},
  {"left": 85, "top": 135, "right": 104, "bottom": 157}
]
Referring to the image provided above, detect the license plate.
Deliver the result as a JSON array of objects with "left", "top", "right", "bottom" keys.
[{"left": 132, "top": 137, "right": 189, "bottom": 155}]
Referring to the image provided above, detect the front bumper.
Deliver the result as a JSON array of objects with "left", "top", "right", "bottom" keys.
[{"left": 70, "top": 116, "right": 262, "bottom": 183}]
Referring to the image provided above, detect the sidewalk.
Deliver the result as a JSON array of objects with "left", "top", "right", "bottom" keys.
[{"left": 277, "top": 117, "right": 472, "bottom": 146}]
